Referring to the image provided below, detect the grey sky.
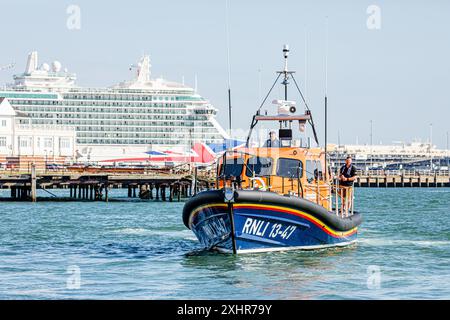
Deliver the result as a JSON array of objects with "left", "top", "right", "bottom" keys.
[{"left": 0, "top": 0, "right": 449, "bottom": 148}]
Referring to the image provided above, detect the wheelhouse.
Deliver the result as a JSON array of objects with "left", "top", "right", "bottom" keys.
[{"left": 217, "top": 146, "right": 332, "bottom": 211}]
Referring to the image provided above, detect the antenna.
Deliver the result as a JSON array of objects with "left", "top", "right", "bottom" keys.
[
  {"left": 245, "top": 46, "right": 320, "bottom": 147},
  {"left": 324, "top": 16, "right": 329, "bottom": 179},
  {"left": 225, "top": 0, "right": 232, "bottom": 136},
  {"left": 325, "top": 17, "right": 329, "bottom": 95},
  {"left": 304, "top": 28, "right": 308, "bottom": 100},
  {"left": 258, "top": 68, "right": 262, "bottom": 102},
  {"left": 282, "top": 44, "right": 290, "bottom": 100},
  {"left": 446, "top": 131, "right": 449, "bottom": 173},
  {"left": 370, "top": 119, "right": 373, "bottom": 168},
  {"left": 430, "top": 123, "right": 433, "bottom": 170}
]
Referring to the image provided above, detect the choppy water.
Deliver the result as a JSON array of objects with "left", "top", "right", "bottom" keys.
[{"left": 0, "top": 188, "right": 449, "bottom": 299}]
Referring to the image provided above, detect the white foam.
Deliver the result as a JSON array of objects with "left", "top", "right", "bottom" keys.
[
  {"left": 112, "top": 228, "right": 152, "bottom": 235},
  {"left": 359, "top": 238, "right": 450, "bottom": 247},
  {"left": 111, "top": 228, "right": 195, "bottom": 240},
  {"left": 183, "top": 235, "right": 198, "bottom": 241}
]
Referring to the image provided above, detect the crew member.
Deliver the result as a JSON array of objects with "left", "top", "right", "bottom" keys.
[
  {"left": 339, "top": 156, "right": 357, "bottom": 215},
  {"left": 263, "top": 130, "right": 279, "bottom": 148}
]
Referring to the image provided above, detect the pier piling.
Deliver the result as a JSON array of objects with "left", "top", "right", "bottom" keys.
[
  {"left": 105, "top": 184, "right": 109, "bottom": 202},
  {"left": 31, "top": 163, "right": 37, "bottom": 202}
]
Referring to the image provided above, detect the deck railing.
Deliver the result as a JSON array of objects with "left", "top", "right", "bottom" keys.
[{"left": 333, "top": 185, "right": 354, "bottom": 218}]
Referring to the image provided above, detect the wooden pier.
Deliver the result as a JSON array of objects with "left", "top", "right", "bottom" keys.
[
  {"left": 0, "top": 166, "right": 213, "bottom": 202},
  {"left": 355, "top": 171, "right": 450, "bottom": 188},
  {"left": 1, "top": 167, "right": 449, "bottom": 202}
]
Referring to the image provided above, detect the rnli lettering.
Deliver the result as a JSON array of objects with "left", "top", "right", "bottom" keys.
[
  {"left": 242, "top": 218, "right": 270, "bottom": 237},
  {"left": 241, "top": 218, "right": 296, "bottom": 240}
]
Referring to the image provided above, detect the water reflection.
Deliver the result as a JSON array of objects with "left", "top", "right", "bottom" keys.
[{"left": 181, "top": 244, "right": 359, "bottom": 299}]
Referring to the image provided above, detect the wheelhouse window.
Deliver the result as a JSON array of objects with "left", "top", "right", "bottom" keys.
[
  {"left": 315, "top": 160, "right": 324, "bottom": 181},
  {"left": 276, "top": 158, "right": 303, "bottom": 179},
  {"left": 306, "top": 160, "right": 324, "bottom": 183},
  {"left": 220, "top": 157, "right": 244, "bottom": 178},
  {"left": 245, "top": 156, "right": 273, "bottom": 177},
  {"left": 306, "top": 160, "right": 315, "bottom": 183}
]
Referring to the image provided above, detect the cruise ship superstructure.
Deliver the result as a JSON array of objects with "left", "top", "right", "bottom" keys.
[{"left": 0, "top": 52, "right": 228, "bottom": 163}]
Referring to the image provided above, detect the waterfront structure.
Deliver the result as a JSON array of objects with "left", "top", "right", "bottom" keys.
[
  {"left": 328, "top": 142, "right": 450, "bottom": 171},
  {"left": 0, "top": 97, "right": 76, "bottom": 169},
  {"left": 0, "top": 52, "right": 227, "bottom": 163},
  {"left": 0, "top": 170, "right": 213, "bottom": 202}
]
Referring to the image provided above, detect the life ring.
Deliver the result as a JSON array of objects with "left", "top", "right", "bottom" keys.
[{"left": 249, "top": 177, "right": 267, "bottom": 191}]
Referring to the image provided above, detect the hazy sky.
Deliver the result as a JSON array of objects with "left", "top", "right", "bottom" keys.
[{"left": 1, "top": 0, "right": 449, "bottom": 148}]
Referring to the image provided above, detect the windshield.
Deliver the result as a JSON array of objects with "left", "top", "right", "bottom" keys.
[
  {"left": 306, "top": 160, "right": 323, "bottom": 183},
  {"left": 306, "top": 160, "right": 315, "bottom": 183},
  {"left": 246, "top": 156, "right": 273, "bottom": 177},
  {"left": 220, "top": 157, "right": 244, "bottom": 178},
  {"left": 276, "top": 158, "right": 303, "bottom": 179}
]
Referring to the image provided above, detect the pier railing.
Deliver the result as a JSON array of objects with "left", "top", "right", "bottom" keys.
[
  {"left": 358, "top": 169, "right": 450, "bottom": 176},
  {"left": 353, "top": 169, "right": 450, "bottom": 187}
]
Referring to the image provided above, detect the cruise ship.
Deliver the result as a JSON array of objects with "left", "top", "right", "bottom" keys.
[{"left": 0, "top": 52, "right": 228, "bottom": 163}]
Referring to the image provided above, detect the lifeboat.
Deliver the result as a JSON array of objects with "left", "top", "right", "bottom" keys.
[{"left": 182, "top": 46, "right": 362, "bottom": 254}]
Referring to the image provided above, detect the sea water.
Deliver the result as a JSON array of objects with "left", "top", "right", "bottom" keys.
[{"left": 0, "top": 188, "right": 449, "bottom": 299}]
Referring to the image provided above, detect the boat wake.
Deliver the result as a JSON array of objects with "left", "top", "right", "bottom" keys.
[
  {"left": 112, "top": 228, "right": 152, "bottom": 235},
  {"left": 359, "top": 238, "right": 450, "bottom": 248},
  {"left": 110, "top": 228, "right": 197, "bottom": 241}
]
